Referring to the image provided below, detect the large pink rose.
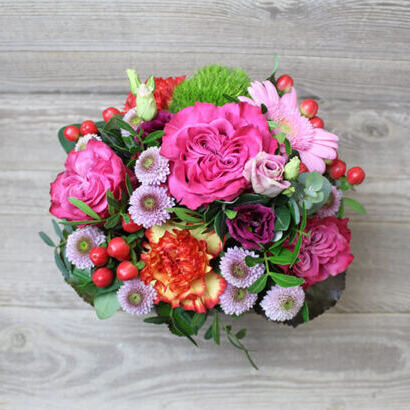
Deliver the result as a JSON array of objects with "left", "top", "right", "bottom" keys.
[
  {"left": 50, "top": 140, "right": 126, "bottom": 221},
  {"left": 160, "top": 102, "right": 278, "bottom": 209},
  {"left": 283, "top": 217, "right": 354, "bottom": 287}
]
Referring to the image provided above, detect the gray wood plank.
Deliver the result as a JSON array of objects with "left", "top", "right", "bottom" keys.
[
  {"left": 1, "top": 93, "right": 409, "bottom": 178},
  {"left": 1, "top": 0, "right": 409, "bottom": 58},
  {"left": 1, "top": 51, "right": 409, "bottom": 102},
  {"left": 1, "top": 307, "right": 410, "bottom": 410},
  {"left": 1, "top": 215, "right": 409, "bottom": 313}
]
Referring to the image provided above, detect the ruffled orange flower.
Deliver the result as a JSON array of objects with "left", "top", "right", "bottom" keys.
[{"left": 140, "top": 223, "right": 226, "bottom": 313}]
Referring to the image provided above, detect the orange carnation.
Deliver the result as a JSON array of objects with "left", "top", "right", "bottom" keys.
[{"left": 140, "top": 223, "right": 226, "bottom": 313}]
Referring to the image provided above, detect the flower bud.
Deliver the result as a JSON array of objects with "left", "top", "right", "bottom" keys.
[
  {"left": 282, "top": 186, "right": 296, "bottom": 197},
  {"left": 284, "top": 157, "right": 301, "bottom": 180},
  {"left": 136, "top": 76, "right": 157, "bottom": 121}
]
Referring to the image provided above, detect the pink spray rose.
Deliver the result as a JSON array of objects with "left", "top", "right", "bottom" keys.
[
  {"left": 243, "top": 151, "right": 290, "bottom": 197},
  {"left": 50, "top": 140, "right": 126, "bottom": 221},
  {"left": 283, "top": 217, "right": 354, "bottom": 287},
  {"left": 160, "top": 102, "right": 278, "bottom": 209}
]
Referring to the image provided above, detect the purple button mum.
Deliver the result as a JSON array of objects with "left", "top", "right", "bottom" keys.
[
  {"left": 226, "top": 203, "right": 275, "bottom": 249},
  {"left": 260, "top": 285, "right": 305, "bottom": 321},
  {"left": 219, "top": 284, "right": 257, "bottom": 316},
  {"left": 117, "top": 279, "right": 157, "bottom": 315},
  {"left": 219, "top": 246, "right": 265, "bottom": 288}
]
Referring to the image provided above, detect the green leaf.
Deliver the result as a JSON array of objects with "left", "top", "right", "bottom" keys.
[
  {"left": 305, "top": 172, "right": 324, "bottom": 191},
  {"left": 343, "top": 197, "right": 367, "bottom": 215},
  {"left": 54, "top": 249, "right": 69, "bottom": 278},
  {"left": 144, "top": 130, "right": 165, "bottom": 144},
  {"left": 245, "top": 255, "right": 264, "bottom": 267},
  {"left": 284, "top": 138, "right": 292, "bottom": 155},
  {"left": 57, "top": 124, "right": 77, "bottom": 153},
  {"left": 212, "top": 314, "right": 220, "bottom": 345},
  {"left": 302, "top": 301, "right": 309, "bottom": 323},
  {"left": 172, "top": 308, "right": 196, "bottom": 336},
  {"left": 68, "top": 197, "right": 100, "bottom": 220},
  {"left": 337, "top": 198, "right": 345, "bottom": 218},
  {"left": 270, "top": 272, "right": 305, "bottom": 288},
  {"left": 204, "top": 325, "right": 213, "bottom": 340},
  {"left": 274, "top": 206, "right": 291, "bottom": 231},
  {"left": 224, "top": 209, "right": 237, "bottom": 220},
  {"left": 290, "top": 233, "right": 303, "bottom": 267},
  {"left": 104, "top": 214, "right": 120, "bottom": 229},
  {"left": 288, "top": 198, "right": 300, "bottom": 225},
  {"left": 235, "top": 328, "right": 247, "bottom": 339},
  {"left": 267, "top": 248, "right": 294, "bottom": 265},
  {"left": 59, "top": 219, "right": 103, "bottom": 226},
  {"left": 125, "top": 174, "right": 133, "bottom": 196},
  {"left": 136, "top": 260, "right": 145, "bottom": 270},
  {"left": 39, "top": 232, "right": 55, "bottom": 247},
  {"left": 94, "top": 292, "right": 120, "bottom": 320},
  {"left": 51, "top": 220, "right": 64, "bottom": 240},
  {"left": 247, "top": 274, "right": 268, "bottom": 293},
  {"left": 144, "top": 316, "right": 169, "bottom": 325},
  {"left": 214, "top": 211, "right": 227, "bottom": 240},
  {"left": 168, "top": 207, "right": 203, "bottom": 223},
  {"left": 191, "top": 313, "right": 207, "bottom": 331}
]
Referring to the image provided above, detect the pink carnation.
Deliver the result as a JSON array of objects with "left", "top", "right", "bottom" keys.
[
  {"left": 160, "top": 102, "right": 278, "bottom": 210},
  {"left": 283, "top": 217, "right": 354, "bottom": 287},
  {"left": 50, "top": 140, "right": 126, "bottom": 221}
]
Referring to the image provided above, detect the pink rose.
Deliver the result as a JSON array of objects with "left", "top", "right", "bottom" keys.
[
  {"left": 160, "top": 102, "right": 278, "bottom": 209},
  {"left": 283, "top": 217, "right": 354, "bottom": 287},
  {"left": 243, "top": 151, "right": 290, "bottom": 197},
  {"left": 50, "top": 140, "right": 126, "bottom": 221}
]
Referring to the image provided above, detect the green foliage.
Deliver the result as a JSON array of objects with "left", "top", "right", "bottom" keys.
[
  {"left": 343, "top": 197, "right": 367, "bottom": 215},
  {"left": 169, "top": 65, "right": 250, "bottom": 112},
  {"left": 94, "top": 292, "right": 120, "bottom": 319}
]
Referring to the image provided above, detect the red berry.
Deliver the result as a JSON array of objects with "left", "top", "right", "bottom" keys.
[
  {"left": 346, "top": 167, "right": 366, "bottom": 185},
  {"left": 309, "top": 116, "right": 324, "bottom": 128},
  {"left": 329, "top": 159, "right": 346, "bottom": 179},
  {"left": 92, "top": 267, "right": 113, "bottom": 288},
  {"left": 300, "top": 99, "right": 319, "bottom": 118},
  {"left": 276, "top": 74, "right": 294, "bottom": 93},
  {"left": 299, "top": 162, "right": 309, "bottom": 173},
  {"left": 116, "top": 261, "right": 138, "bottom": 281},
  {"left": 63, "top": 125, "right": 80, "bottom": 142},
  {"left": 107, "top": 237, "right": 130, "bottom": 260},
  {"left": 121, "top": 214, "right": 142, "bottom": 233},
  {"left": 103, "top": 107, "right": 121, "bottom": 122},
  {"left": 80, "top": 120, "right": 98, "bottom": 135},
  {"left": 89, "top": 247, "right": 109, "bottom": 266}
]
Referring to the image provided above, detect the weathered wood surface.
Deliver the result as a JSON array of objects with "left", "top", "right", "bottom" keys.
[
  {"left": 1, "top": 0, "right": 410, "bottom": 409},
  {"left": 1, "top": 308, "right": 410, "bottom": 410},
  {"left": 0, "top": 0, "right": 410, "bottom": 100}
]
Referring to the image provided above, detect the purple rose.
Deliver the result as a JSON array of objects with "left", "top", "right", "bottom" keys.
[{"left": 226, "top": 204, "right": 275, "bottom": 249}]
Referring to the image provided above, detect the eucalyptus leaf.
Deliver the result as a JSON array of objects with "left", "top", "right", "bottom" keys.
[
  {"left": 94, "top": 292, "right": 120, "bottom": 320},
  {"left": 274, "top": 206, "right": 291, "bottom": 231},
  {"left": 39, "top": 232, "right": 55, "bottom": 247}
]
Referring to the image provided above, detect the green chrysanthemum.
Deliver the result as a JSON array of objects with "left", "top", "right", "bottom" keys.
[{"left": 169, "top": 64, "right": 250, "bottom": 112}]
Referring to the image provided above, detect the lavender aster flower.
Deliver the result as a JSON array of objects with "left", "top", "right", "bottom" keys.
[
  {"left": 129, "top": 185, "right": 175, "bottom": 228},
  {"left": 74, "top": 134, "right": 101, "bottom": 151},
  {"left": 260, "top": 285, "right": 305, "bottom": 321},
  {"left": 117, "top": 279, "right": 157, "bottom": 315},
  {"left": 219, "top": 284, "right": 257, "bottom": 315},
  {"left": 65, "top": 226, "right": 106, "bottom": 269},
  {"left": 219, "top": 246, "right": 265, "bottom": 287},
  {"left": 134, "top": 147, "right": 170, "bottom": 185},
  {"left": 317, "top": 186, "right": 343, "bottom": 218}
]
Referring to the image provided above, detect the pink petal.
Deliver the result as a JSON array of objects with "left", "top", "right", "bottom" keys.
[
  {"left": 299, "top": 151, "right": 326, "bottom": 174},
  {"left": 280, "top": 87, "right": 298, "bottom": 111}
]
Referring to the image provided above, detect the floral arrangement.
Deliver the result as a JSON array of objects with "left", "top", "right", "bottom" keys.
[{"left": 40, "top": 60, "right": 366, "bottom": 368}]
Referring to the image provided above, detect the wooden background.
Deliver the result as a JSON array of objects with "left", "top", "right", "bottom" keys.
[{"left": 1, "top": 1, "right": 410, "bottom": 409}]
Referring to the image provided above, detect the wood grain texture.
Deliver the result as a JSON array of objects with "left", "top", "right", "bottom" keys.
[
  {"left": 0, "top": 0, "right": 409, "bottom": 99},
  {"left": 1, "top": 307, "right": 410, "bottom": 410}
]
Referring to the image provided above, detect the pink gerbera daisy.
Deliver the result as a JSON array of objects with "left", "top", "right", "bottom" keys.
[{"left": 239, "top": 81, "right": 338, "bottom": 173}]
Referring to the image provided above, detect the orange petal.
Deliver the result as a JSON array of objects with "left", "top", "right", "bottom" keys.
[
  {"left": 203, "top": 271, "right": 227, "bottom": 309},
  {"left": 190, "top": 227, "right": 223, "bottom": 257}
]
